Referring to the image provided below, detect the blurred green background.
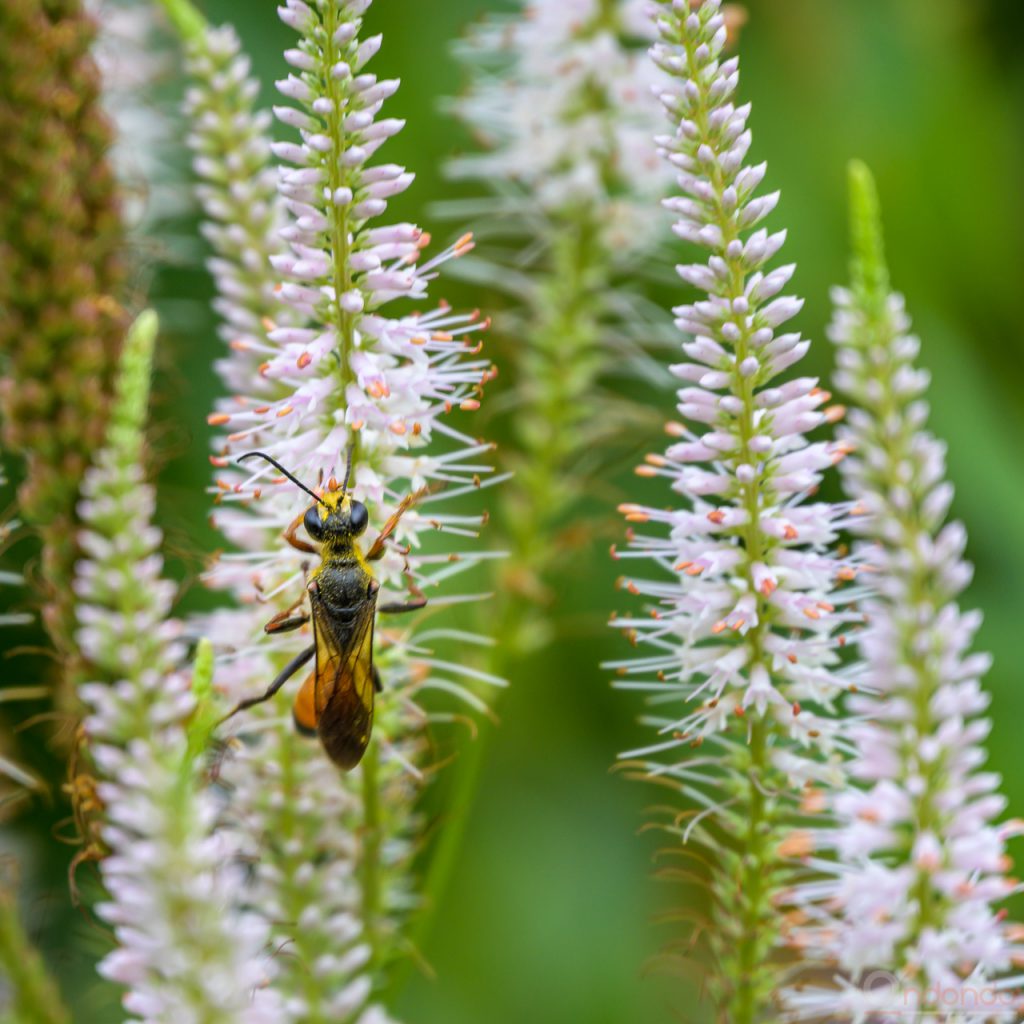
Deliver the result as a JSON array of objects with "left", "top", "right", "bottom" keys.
[{"left": 4, "top": 0, "right": 1024, "bottom": 1021}]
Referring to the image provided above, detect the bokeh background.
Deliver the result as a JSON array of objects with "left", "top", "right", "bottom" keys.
[{"left": 2, "top": 1, "right": 1023, "bottom": 1021}]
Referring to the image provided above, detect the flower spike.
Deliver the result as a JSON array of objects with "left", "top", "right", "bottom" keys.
[
  {"left": 613, "top": 3, "right": 858, "bottom": 1017},
  {"left": 779, "top": 162, "right": 1024, "bottom": 1023},
  {"left": 184, "top": 1, "right": 498, "bottom": 1015}
]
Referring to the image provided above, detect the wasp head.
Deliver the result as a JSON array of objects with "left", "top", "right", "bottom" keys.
[{"left": 304, "top": 487, "right": 369, "bottom": 542}]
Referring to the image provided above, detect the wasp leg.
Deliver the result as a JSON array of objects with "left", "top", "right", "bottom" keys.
[
  {"left": 219, "top": 644, "right": 315, "bottom": 724},
  {"left": 366, "top": 491, "right": 424, "bottom": 561},
  {"left": 284, "top": 507, "right": 318, "bottom": 554},
  {"left": 373, "top": 665, "right": 383, "bottom": 693},
  {"left": 264, "top": 608, "right": 310, "bottom": 634},
  {"left": 378, "top": 597, "right": 427, "bottom": 615}
]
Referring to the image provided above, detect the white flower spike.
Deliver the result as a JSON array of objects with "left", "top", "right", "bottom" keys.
[
  {"left": 780, "top": 162, "right": 1024, "bottom": 1024},
  {"left": 76, "top": 310, "right": 282, "bottom": 1024},
  {"left": 184, "top": 0, "right": 498, "bottom": 1017},
  {"left": 450, "top": 0, "right": 670, "bottom": 252},
  {"left": 613, "top": 3, "right": 861, "bottom": 1018}
]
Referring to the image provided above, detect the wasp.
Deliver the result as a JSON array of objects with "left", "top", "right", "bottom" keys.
[{"left": 220, "top": 450, "right": 425, "bottom": 771}]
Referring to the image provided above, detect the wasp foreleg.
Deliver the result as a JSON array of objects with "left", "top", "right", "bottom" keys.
[
  {"left": 366, "top": 490, "right": 425, "bottom": 561},
  {"left": 284, "top": 508, "right": 318, "bottom": 554},
  {"left": 218, "top": 644, "right": 315, "bottom": 724}
]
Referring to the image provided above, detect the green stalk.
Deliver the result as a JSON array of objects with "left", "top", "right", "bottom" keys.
[
  {"left": 392, "top": 213, "right": 608, "bottom": 992},
  {"left": 0, "top": 887, "right": 70, "bottom": 1024},
  {"left": 323, "top": 2, "right": 359, "bottom": 461},
  {"left": 154, "top": 0, "right": 206, "bottom": 43},
  {"left": 360, "top": 738, "right": 384, "bottom": 971}
]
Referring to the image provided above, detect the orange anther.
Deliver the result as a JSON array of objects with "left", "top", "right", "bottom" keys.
[{"left": 778, "top": 831, "right": 814, "bottom": 859}]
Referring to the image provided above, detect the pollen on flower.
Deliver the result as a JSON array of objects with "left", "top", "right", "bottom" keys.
[{"left": 778, "top": 831, "right": 814, "bottom": 859}]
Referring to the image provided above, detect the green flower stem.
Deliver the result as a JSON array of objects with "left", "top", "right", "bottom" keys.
[
  {"left": 0, "top": 886, "right": 70, "bottom": 1024},
  {"left": 361, "top": 738, "right": 384, "bottom": 973},
  {"left": 729, "top": 725, "right": 773, "bottom": 1024},
  {"left": 323, "top": 1, "right": 358, "bottom": 456},
  {"left": 154, "top": 0, "right": 206, "bottom": 43},
  {"left": 395, "top": 214, "right": 609, "bottom": 991}
]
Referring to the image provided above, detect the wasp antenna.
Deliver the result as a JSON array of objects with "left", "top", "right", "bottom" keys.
[
  {"left": 341, "top": 442, "right": 355, "bottom": 495},
  {"left": 237, "top": 451, "right": 327, "bottom": 507}
]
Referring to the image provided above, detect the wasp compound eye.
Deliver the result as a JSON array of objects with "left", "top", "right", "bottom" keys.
[
  {"left": 304, "top": 504, "right": 325, "bottom": 540},
  {"left": 349, "top": 500, "right": 369, "bottom": 536}
]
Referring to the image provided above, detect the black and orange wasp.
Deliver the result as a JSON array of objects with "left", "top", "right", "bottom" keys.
[{"left": 220, "top": 449, "right": 425, "bottom": 771}]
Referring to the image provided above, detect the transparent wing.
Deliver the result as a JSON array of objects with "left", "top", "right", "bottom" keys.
[{"left": 311, "top": 594, "right": 376, "bottom": 720}]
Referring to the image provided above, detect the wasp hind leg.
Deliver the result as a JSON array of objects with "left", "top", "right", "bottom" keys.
[
  {"left": 219, "top": 644, "right": 315, "bottom": 725},
  {"left": 378, "top": 597, "right": 427, "bottom": 615},
  {"left": 264, "top": 607, "right": 310, "bottom": 635}
]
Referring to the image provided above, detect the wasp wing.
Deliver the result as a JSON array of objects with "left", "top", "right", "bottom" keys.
[{"left": 309, "top": 589, "right": 378, "bottom": 770}]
